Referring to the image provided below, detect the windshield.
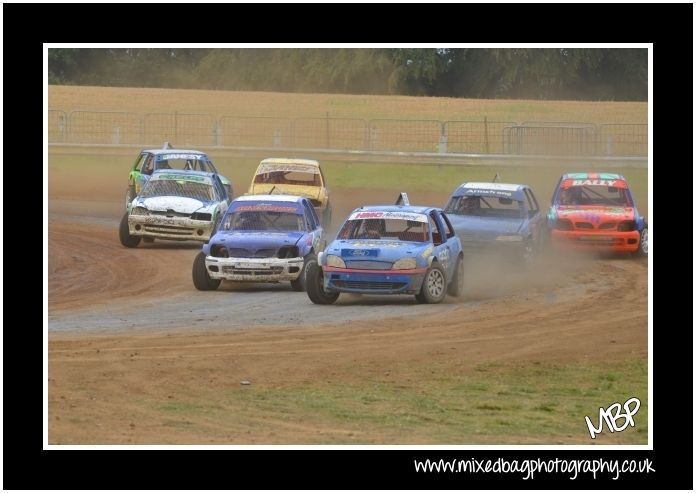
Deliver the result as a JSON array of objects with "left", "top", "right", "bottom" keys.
[
  {"left": 445, "top": 195, "right": 523, "bottom": 218},
  {"left": 141, "top": 179, "right": 215, "bottom": 202},
  {"left": 254, "top": 170, "right": 321, "bottom": 186},
  {"left": 338, "top": 218, "right": 428, "bottom": 242},
  {"left": 557, "top": 185, "right": 632, "bottom": 207},
  {"left": 155, "top": 154, "right": 216, "bottom": 173},
  {"left": 222, "top": 210, "right": 305, "bottom": 232}
]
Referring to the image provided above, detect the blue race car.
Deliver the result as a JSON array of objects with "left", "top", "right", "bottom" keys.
[
  {"left": 444, "top": 182, "right": 545, "bottom": 265},
  {"left": 305, "top": 194, "right": 464, "bottom": 304},
  {"left": 192, "top": 194, "right": 325, "bottom": 292}
]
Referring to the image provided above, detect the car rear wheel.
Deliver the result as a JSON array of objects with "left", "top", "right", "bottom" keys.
[
  {"left": 416, "top": 262, "right": 447, "bottom": 304},
  {"left": 306, "top": 261, "right": 339, "bottom": 305},
  {"left": 192, "top": 252, "right": 221, "bottom": 291},
  {"left": 119, "top": 213, "right": 141, "bottom": 248},
  {"left": 447, "top": 256, "right": 464, "bottom": 298},
  {"left": 291, "top": 253, "right": 316, "bottom": 292}
]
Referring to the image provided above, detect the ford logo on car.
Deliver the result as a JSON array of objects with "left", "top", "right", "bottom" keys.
[{"left": 350, "top": 250, "right": 369, "bottom": 256}]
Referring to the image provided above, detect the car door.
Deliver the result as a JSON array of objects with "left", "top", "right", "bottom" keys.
[
  {"left": 429, "top": 211, "right": 453, "bottom": 278},
  {"left": 130, "top": 152, "right": 149, "bottom": 193},
  {"left": 524, "top": 187, "right": 543, "bottom": 248},
  {"left": 303, "top": 199, "right": 324, "bottom": 252}
]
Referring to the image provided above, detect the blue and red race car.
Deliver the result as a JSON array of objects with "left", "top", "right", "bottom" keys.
[
  {"left": 305, "top": 194, "right": 464, "bottom": 304},
  {"left": 546, "top": 172, "right": 648, "bottom": 256}
]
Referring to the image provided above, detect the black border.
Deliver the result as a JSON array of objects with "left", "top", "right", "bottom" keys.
[{"left": 9, "top": 2, "right": 692, "bottom": 490}]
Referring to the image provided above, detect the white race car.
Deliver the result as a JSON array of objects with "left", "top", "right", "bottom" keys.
[{"left": 119, "top": 170, "right": 230, "bottom": 247}]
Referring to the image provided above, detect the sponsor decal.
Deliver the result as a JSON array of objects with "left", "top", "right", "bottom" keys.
[
  {"left": 257, "top": 163, "right": 319, "bottom": 174},
  {"left": 158, "top": 153, "right": 205, "bottom": 161},
  {"left": 349, "top": 241, "right": 403, "bottom": 248},
  {"left": 155, "top": 173, "right": 207, "bottom": 182},
  {"left": 463, "top": 182, "right": 519, "bottom": 191},
  {"left": 349, "top": 211, "right": 428, "bottom": 222},
  {"left": 563, "top": 179, "right": 627, "bottom": 188},
  {"left": 464, "top": 189, "right": 513, "bottom": 197},
  {"left": 234, "top": 204, "right": 298, "bottom": 213}
]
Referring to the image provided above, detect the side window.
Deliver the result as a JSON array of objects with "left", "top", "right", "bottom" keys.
[
  {"left": 134, "top": 153, "right": 147, "bottom": 172},
  {"left": 440, "top": 212, "right": 456, "bottom": 239},
  {"left": 524, "top": 189, "right": 538, "bottom": 216},
  {"left": 429, "top": 212, "right": 444, "bottom": 246},
  {"left": 303, "top": 202, "right": 316, "bottom": 231},
  {"left": 212, "top": 177, "right": 225, "bottom": 201}
]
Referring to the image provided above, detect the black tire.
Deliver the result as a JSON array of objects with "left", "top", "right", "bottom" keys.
[
  {"left": 306, "top": 261, "right": 339, "bottom": 305},
  {"left": 447, "top": 255, "right": 464, "bottom": 297},
  {"left": 633, "top": 226, "right": 648, "bottom": 257},
  {"left": 290, "top": 253, "right": 316, "bottom": 292},
  {"left": 417, "top": 262, "right": 447, "bottom": 304},
  {"left": 125, "top": 185, "right": 136, "bottom": 208},
  {"left": 119, "top": 213, "right": 141, "bottom": 248},
  {"left": 192, "top": 252, "right": 221, "bottom": 291}
]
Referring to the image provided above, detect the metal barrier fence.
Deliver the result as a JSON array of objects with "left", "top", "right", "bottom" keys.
[
  {"left": 69, "top": 110, "right": 142, "bottom": 144},
  {"left": 444, "top": 120, "right": 515, "bottom": 154},
  {"left": 47, "top": 110, "right": 648, "bottom": 156},
  {"left": 599, "top": 123, "right": 648, "bottom": 156},
  {"left": 48, "top": 110, "right": 68, "bottom": 142}
]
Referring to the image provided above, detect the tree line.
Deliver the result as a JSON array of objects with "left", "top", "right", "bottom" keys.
[{"left": 48, "top": 48, "right": 647, "bottom": 101}]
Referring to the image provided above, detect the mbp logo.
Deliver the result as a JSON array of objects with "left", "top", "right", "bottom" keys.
[{"left": 585, "top": 397, "right": 641, "bottom": 439}]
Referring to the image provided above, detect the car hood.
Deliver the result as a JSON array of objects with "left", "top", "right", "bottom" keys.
[
  {"left": 211, "top": 230, "right": 305, "bottom": 249},
  {"left": 138, "top": 196, "right": 215, "bottom": 214},
  {"left": 325, "top": 239, "right": 429, "bottom": 262},
  {"left": 250, "top": 183, "right": 323, "bottom": 201},
  {"left": 448, "top": 214, "right": 524, "bottom": 235},
  {"left": 552, "top": 205, "right": 636, "bottom": 223}
]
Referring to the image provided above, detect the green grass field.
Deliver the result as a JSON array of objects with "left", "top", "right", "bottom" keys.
[
  {"left": 141, "top": 358, "right": 647, "bottom": 444},
  {"left": 48, "top": 151, "right": 648, "bottom": 216}
]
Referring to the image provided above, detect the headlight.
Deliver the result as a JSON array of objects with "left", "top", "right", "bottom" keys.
[
  {"left": 495, "top": 235, "right": 523, "bottom": 242},
  {"left": 131, "top": 206, "right": 149, "bottom": 216},
  {"left": 617, "top": 220, "right": 636, "bottom": 232},
  {"left": 392, "top": 257, "right": 417, "bottom": 270},
  {"left": 191, "top": 212, "right": 212, "bottom": 221},
  {"left": 326, "top": 254, "right": 346, "bottom": 268}
]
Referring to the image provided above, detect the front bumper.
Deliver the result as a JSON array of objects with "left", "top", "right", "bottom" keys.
[
  {"left": 128, "top": 214, "right": 214, "bottom": 242},
  {"left": 322, "top": 266, "right": 426, "bottom": 294},
  {"left": 550, "top": 230, "right": 640, "bottom": 252},
  {"left": 205, "top": 256, "right": 304, "bottom": 281}
]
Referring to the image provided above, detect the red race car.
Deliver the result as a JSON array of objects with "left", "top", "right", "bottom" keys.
[{"left": 546, "top": 172, "right": 647, "bottom": 256}]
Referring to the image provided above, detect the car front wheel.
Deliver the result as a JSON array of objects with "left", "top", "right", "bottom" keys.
[
  {"left": 192, "top": 252, "right": 221, "bottom": 291},
  {"left": 306, "top": 262, "right": 339, "bottom": 304},
  {"left": 416, "top": 262, "right": 447, "bottom": 304},
  {"left": 634, "top": 226, "right": 648, "bottom": 257},
  {"left": 291, "top": 253, "right": 316, "bottom": 292},
  {"left": 119, "top": 213, "right": 141, "bottom": 248}
]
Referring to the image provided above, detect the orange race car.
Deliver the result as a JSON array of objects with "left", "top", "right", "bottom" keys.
[{"left": 546, "top": 173, "right": 648, "bottom": 256}]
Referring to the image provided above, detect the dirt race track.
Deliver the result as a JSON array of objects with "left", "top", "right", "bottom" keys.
[{"left": 48, "top": 181, "right": 648, "bottom": 444}]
